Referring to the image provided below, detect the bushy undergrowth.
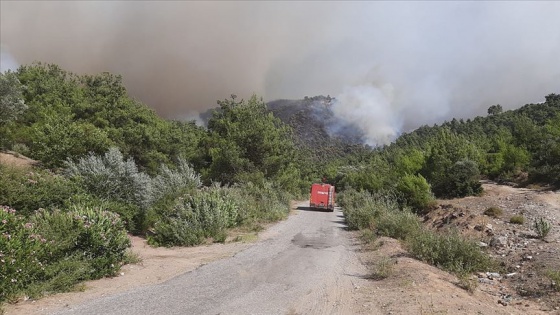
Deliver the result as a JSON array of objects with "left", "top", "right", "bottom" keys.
[
  {"left": 64, "top": 147, "right": 153, "bottom": 210},
  {"left": 533, "top": 217, "right": 552, "bottom": 240},
  {"left": 65, "top": 149, "right": 205, "bottom": 233},
  {"left": 405, "top": 229, "right": 494, "bottom": 275},
  {"left": 337, "top": 188, "right": 378, "bottom": 230},
  {"left": 396, "top": 174, "right": 436, "bottom": 213},
  {"left": 0, "top": 205, "right": 130, "bottom": 303},
  {"left": 33, "top": 207, "right": 130, "bottom": 277},
  {"left": 0, "top": 165, "right": 81, "bottom": 216},
  {"left": 0, "top": 206, "right": 47, "bottom": 302},
  {"left": 233, "top": 181, "right": 292, "bottom": 225},
  {"left": 340, "top": 189, "right": 493, "bottom": 277},
  {"left": 151, "top": 158, "right": 202, "bottom": 200},
  {"left": 149, "top": 182, "right": 291, "bottom": 247},
  {"left": 149, "top": 186, "right": 238, "bottom": 246}
]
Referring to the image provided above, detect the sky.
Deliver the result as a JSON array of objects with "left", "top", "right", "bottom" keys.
[{"left": 1, "top": 1, "right": 560, "bottom": 145}]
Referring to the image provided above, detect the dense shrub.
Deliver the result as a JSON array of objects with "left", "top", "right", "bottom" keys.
[
  {"left": 0, "top": 205, "right": 130, "bottom": 303},
  {"left": 65, "top": 195, "right": 140, "bottom": 233},
  {"left": 149, "top": 186, "right": 239, "bottom": 246},
  {"left": 0, "top": 165, "right": 82, "bottom": 216},
  {"left": 151, "top": 158, "right": 202, "bottom": 201},
  {"left": 338, "top": 189, "right": 378, "bottom": 230},
  {"left": 405, "top": 229, "right": 494, "bottom": 275},
  {"left": 0, "top": 206, "right": 47, "bottom": 302},
  {"left": 375, "top": 208, "right": 422, "bottom": 240},
  {"left": 396, "top": 174, "right": 436, "bottom": 213},
  {"left": 444, "top": 159, "right": 483, "bottom": 198},
  {"left": 149, "top": 181, "right": 292, "bottom": 247},
  {"left": 35, "top": 207, "right": 130, "bottom": 277},
  {"left": 0, "top": 71, "right": 27, "bottom": 125},
  {"left": 340, "top": 188, "right": 421, "bottom": 238},
  {"left": 340, "top": 189, "right": 493, "bottom": 277},
  {"left": 65, "top": 147, "right": 153, "bottom": 211},
  {"left": 233, "top": 181, "right": 292, "bottom": 225}
]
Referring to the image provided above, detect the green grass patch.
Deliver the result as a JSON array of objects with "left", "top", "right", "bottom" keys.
[
  {"left": 370, "top": 256, "right": 396, "bottom": 280},
  {"left": 548, "top": 270, "right": 560, "bottom": 292},
  {"left": 483, "top": 206, "right": 503, "bottom": 218},
  {"left": 510, "top": 215, "right": 525, "bottom": 225}
]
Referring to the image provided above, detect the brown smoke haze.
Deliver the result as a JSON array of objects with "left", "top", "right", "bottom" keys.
[{"left": 2, "top": 1, "right": 560, "bottom": 144}]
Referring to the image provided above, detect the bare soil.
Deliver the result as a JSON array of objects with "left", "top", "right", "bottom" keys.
[{"left": 0, "top": 151, "right": 37, "bottom": 168}]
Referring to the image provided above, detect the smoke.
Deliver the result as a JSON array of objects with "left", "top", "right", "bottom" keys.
[
  {"left": 1, "top": 2, "right": 560, "bottom": 145},
  {"left": 0, "top": 46, "right": 19, "bottom": 72}
]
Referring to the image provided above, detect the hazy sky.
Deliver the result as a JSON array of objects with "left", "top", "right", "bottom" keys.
[{"left": 2, "top": 1, "right": 559, "bottom": 144}]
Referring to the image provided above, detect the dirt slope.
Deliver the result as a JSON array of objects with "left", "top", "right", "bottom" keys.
[
  {"left": 424, "top": 181, "right": 560, "bottom": 312},
  {"left": 0, "top": 151, "right": 37, "bottom": 168}
]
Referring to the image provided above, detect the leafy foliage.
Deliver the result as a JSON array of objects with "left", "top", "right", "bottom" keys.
[
  {"left": 396, "top": 174, "right": 435, "bottom": 213},
  {"left": 0, "top": 164, "right": 82, "bottom": 216},
  {"left": 65, "top": 147, "right": 153, "bottom": 210},
  {"left": 0, "top": 205, "right": 130, "bottom": 303},
  {"left": 7, "top": 63, "right": 205, "bottom": 172},
  {"left": 405, "top": 229, "right": 494, "bottom": 275},
  {"left": 339, "top": 189, "right": 493, "bottom": 276},
  {"left": 149, "top": 182, "right": 291, "bottom": 247},
  {"left": 204, "top": 95, "right": 305, "bottom": 194},
  {"left": 533, "top": 217, "right": 552, "bottom": 240}
]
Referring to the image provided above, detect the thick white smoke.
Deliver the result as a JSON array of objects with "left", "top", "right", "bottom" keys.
[
  {"left": 1, "top": 2, "right": 559, "bottom": 145},
  {"left": 333, "top": 84, "right": 399, "bottom": 146}
]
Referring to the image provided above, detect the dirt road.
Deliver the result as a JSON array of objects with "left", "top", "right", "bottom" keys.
[{"left": 49, "top": 204, "right": 371, "bottom": 315}]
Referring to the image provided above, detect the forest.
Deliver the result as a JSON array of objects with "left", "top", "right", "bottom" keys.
[{"left": 1, "top": 63, "right": 559, "bottom": 303}]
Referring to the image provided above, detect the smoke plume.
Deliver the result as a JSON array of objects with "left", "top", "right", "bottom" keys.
[{"left": 1, "top": 2, "right": 559, "bottom": 144}]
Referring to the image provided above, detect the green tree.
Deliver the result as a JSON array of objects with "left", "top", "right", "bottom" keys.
[
  {"left": 396, "top": 174, "right": 435, "bottom": 213},
  {"left": 487, "top": 104, "right": 503, "bottom": 116},
  {"left": 205, "top": 95, "right": 302, "bottom": 192},
  {"left": 446, "top": 159, "right": 483, "bottom": 198}
]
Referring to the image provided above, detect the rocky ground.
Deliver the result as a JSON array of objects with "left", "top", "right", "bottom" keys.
[{"left": 423, "top": 181, "right": 560, "bottom": 312}]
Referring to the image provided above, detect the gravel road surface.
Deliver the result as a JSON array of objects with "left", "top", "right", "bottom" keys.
[{"left": 53, "top": 203, "right": 369, "bottom": 315}]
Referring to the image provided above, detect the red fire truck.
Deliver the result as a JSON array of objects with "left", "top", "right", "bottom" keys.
[{"left": 309, "top": 183, "right": 335, "bottom": 211}]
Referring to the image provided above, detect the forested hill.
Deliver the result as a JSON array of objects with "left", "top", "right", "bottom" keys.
[
  {"left": 395, "top": 93, "right": 560, "bottom": 186},
  {"left": 326, "top": 93, "right": 560, "bottom": 208},
  {"left": 267, "top": 96, "right": 367, "bottom": 164}
]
